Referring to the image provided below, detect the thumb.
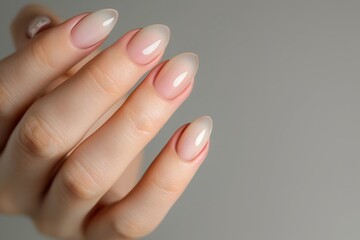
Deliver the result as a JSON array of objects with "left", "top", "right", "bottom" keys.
[{"left": 11, "top": 4, "right": 61, "bottom": 50}]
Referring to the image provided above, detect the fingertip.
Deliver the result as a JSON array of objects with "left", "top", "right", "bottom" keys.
[
  {"left": 126, "top": 24, "right": 171, "bottom": 65},
  {"left": 70, "top": 9, "right": 119, "bottom": 49}
]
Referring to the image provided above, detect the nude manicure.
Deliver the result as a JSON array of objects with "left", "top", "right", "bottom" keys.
[
  {"left": 154, "top": 53, "right": 199, "bottom": 99},
  {"left": 71, "top": 9, "right": 118, "bottom": 49},
  {"left": 27, "top": 16, "right": 51, "bottom": 38},
  {"left": 177, "top": 116, "right": 213, "bottom": 161},
  {"left": 127, "top": 24, "right": 170, "bottom": 65}
]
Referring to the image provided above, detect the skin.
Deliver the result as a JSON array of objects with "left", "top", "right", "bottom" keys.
[{"left": 0, "top": 4, "right": 211, "bottom": 240}]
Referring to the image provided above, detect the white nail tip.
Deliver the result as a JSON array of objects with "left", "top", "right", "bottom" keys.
[
  {"left": 27, "top": 16, "right": 51, "bottom": 38},
  {"left": 143, "top": 39, "right": 162, "bottom": 55}
]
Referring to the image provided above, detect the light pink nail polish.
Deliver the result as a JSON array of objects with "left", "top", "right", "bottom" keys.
[
  {"left": 27, "top": 16, "right": 51, "bottom": 38},
  {"left": 127, "top": 24, "right": 170, "bottom": 65},
  {"left": 177, "top": 116, "right": 213, "bottom": 161},
  {"left": 71, "top": 9, "right": 118, "bottom": 49},
  {"left": 154, "top": 53, "right": 199, "bottom": 99}
]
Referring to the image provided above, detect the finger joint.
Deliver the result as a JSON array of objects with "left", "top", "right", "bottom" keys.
[
  {"left": 29, "top": 40, "right": 57, "bottom": 77},
  {"left": 0, "top": 81, "right": 15, "bottom": 118},
  {"left": 86, "top": 63, "right": 121, "bottom": 96},
  {"left": 59, "top": 161, "right": 101, "bottom": 201},
  {"left": 17, "top": 110, "right": 65, "bottom": 159},
  {"left": 122, "top": 105, "right": 154, "bottom": 137},
  {"left": 112, "top": 212, "right": 155, "bottom": 239}
]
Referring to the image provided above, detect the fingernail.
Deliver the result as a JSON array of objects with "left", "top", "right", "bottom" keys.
[
  {"left": 71, "top": 9, "right": 118, "bottom": 49},
  {"left": 27, "top": 16, "right": 52, "bottom": 38},
  {"left": 154, "top": 53, "right": 199, "bottom": 99},
  {"left": 127, "top": 24, "right": 170, "bottom": 65},
  {"left": 177, "top": 116, "right": 213, "bottom": 161}
]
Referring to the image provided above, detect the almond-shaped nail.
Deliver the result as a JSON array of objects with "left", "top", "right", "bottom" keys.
[
  {"left": 177, "top": 116, "right": 213, "bottom": 161},
  {"left": 71, "top": 9, "right": 118, "bottom": 49},
  {"left": 127, "top": 24, "right": 170, "bottom": 65},
  {"left": 154, "top": 53, "right": 199, "bottom": 99},
  {"left": 27, "top": 16, "right": 52, "bottom": 38}
]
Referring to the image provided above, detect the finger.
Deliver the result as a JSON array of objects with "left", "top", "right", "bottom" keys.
[
  {"left": 0, "top": 24, "right": 169, "bottom": 216},
  {"left": 0, "top": 8, "right": 118, "bottom": 151},
  {"left": 11, "top": 4, "right": 60, "bottom": 50},
  {"left": 10, "top": 4, "right": 101, "bottom": 100},
  {"left": 39, "top": 49, "right": 101, "bottom": 98},
  {"left": 80, "top": 97, "right": 142, "bottom": 206},
  {"left": 40, "top": 93, "right": 141, "bottom": 206},
  {"left": 65, "top": 92, "right": 127, "bottom": 158},
  {"left": 39, "top": 53, "right": 198, "bottom": 238},
  {"left": 86, "top": 116, "right": 213, "bottom": 240},
  {"left": 69, "top": 96, "right": 142, "bottom": 206},
  {"left": 100, "top": 152, "right": 142, "bottom": 205}
]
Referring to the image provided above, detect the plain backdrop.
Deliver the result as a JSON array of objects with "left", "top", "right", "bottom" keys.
[{"left": 1, "top": 0, "right": 360, "bottom": 239}]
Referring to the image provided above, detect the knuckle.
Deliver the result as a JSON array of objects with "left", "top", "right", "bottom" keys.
[
  {"left": 29, "top": 40, "right": 57, "bottom": 76},
  {"left": 61, "top": 174, "right": 97, "bottom": 201},
  {"left": 113, "top": 214, "right": 154, "bottom": 239},
  {"left": 123, "top": 106, "right": 154, "bottom": 137},
  {"left": 18, "top": 111, "right": 65, "bottom": 159},
  {"left": 148, "top": 173, "right": 184, "bottom": 197},
  {"left": 86, "top": 63, "right": 121, "bottom": 96},
  {"left": 60, "top": 162, "right": 100, "bottom": 201}
]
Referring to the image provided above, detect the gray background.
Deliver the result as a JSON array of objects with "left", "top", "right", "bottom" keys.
[{"left": 1, "top": 0, "right": 360, "bottom": 239}]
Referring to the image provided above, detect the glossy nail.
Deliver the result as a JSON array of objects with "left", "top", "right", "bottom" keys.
[
  {"left": 127, "top": 24, "right": 170, "bottom": 65},
  {"left": 27, "top": 16, "right": 51, "bottom": 38},
  {"left": 71, "top": 9, "right": 118, "bottom": 49},
  {"left": 154, "top": 53, "right": 199, "bottom": 99},
  {"left": 177, "top": 116, "right": 213, "bottom": 161}
]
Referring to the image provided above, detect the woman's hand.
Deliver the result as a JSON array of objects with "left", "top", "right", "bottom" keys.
[{"left": 0, "top": 4, "right": 212, "bottom": 240}]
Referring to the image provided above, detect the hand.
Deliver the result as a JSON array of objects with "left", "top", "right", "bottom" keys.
[{"left": 0, "top": 4, "right": 213, "bottom": 240}]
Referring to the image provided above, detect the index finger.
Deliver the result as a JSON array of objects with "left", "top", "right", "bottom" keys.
[{"left": 0, "top": 8, "right": 118, "bottom": 151}]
